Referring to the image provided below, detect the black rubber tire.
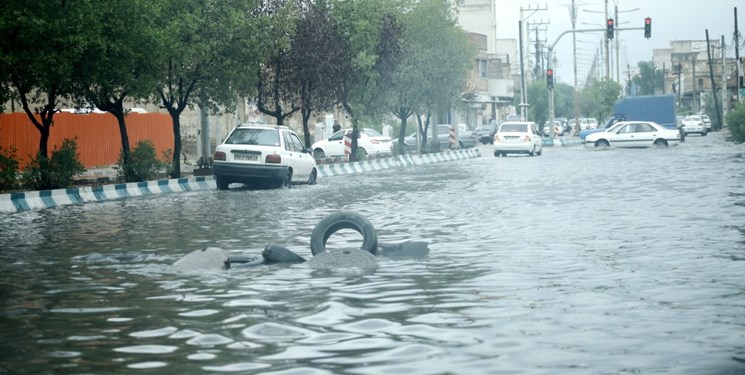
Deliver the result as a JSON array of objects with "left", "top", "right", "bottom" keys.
[
  {"left": 313, "top": 148, "right": 326, "bottom": 159},
  {"left": 654, "top": 139, "right": 668, "bottom": 147},
  {"left": 307, "top": 169, "right": 317, "bottom": 185},
  {"left": 595, "top": 139, "right": 610, "bottom": 148},
  {"left": 215, "top": 175, "right": 229, "bottom": 190},
  {"left": 278, "top": 169, "right": 292, "bottom": 188},
  {"left": 263, "top": 244, "right": 306, "bottom": 264},
  {"left": 310, "top": 211, "right": 378, "bottom": 256}
]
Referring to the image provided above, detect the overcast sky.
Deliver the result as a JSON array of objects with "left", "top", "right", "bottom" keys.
[{"left": 492, "top": 0, "right": 742, "bottom": 85}]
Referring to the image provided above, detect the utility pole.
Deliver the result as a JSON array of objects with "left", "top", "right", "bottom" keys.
[
  {"left": 722, "top": 35, "right": 727, "bottom": 121},
  {"left": 571, "top": 0, "right": 580, "bottom": 135},
  {"left": 735, "top": 7, "right": 740, "bottom": 104},
  {"left": 614, "top": 4, "right": 639, "bottom": 84},
  {"left": 604, "top": 0, "right": 610, "bottom": 80},
  {"left": 705, "top": 30, "right": 722, "bottom": 131},
  {"left": 518, "top": 4, "right": 548, "bottom": 122}
]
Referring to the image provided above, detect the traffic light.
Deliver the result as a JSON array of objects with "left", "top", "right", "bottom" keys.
[
  {"left": 546, "top": 69, "right": 554, "bottom": 89},
  {"left": 607, "top": 18, "right": 615, "bottom": 40},
  {"left": 644, "top": 17, "right": 652, "bottom": 38}
]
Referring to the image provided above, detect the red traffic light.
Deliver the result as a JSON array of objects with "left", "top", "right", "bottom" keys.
[
  {"left": 607, "top": 19, "right": 615, "bottom": 26},
  {"left": 645, "top": 17, "right": 651, "bottom": 25},
  {"left": 644, "top": 17, "right": 651, "bottom": 38},
  {"left": 546, "top": 69, "right": 553, "bottom": 76}
]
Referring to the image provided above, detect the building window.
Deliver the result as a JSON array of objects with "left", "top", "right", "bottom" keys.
[{"left": 477, "top": 59, "right": 487, "bottom": 78}]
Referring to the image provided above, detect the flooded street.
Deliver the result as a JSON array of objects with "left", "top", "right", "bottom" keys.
[{"left": 1, "top": 133, "right": 744, "bottom": 374}]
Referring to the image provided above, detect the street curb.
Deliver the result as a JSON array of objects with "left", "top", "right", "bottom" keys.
[
  {"left": 317, "top": 148, "right": 481, "bottom": 178},
  {"left": 0, "top": 176, "right": 215, "bottom": 214},
  {"left": 1, "top": 148, "right": 482, "bottom": 213},
  {"left": 543, "top": 137, "right": 583, "bottom": 147}
]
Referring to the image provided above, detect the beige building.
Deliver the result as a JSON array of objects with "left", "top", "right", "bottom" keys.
[{"left": 653, "top": 39, "right": 740, "bottom": 112}]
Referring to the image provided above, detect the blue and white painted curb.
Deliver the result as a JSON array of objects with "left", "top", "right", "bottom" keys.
[
  {"left": 0, "top": 176, "right": 215, "bottom": 214},
  {"left": 317, "top": 148, "right": 481, "bottom": 178},
  {"left": 1, "top": 148, "right": 482, "bottom": 213},
  {"left": 542, "top": 137, "right": 584, "bottom": 147}
]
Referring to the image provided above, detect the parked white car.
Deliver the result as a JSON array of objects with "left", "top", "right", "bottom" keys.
[
  {"left": 311, "top": 128, "right": 392, "bottom": 159},
  {"left": 699, "top": 113, "right": 712, "bottom": 131},
  {"left": 680, "top": 115, "right": 707, "bottom": 136},
  {"left": 584, "top": 121, "right": 681, "bottom": 148},
  {"left": 493, "top": 121, "right": 543, "bottom": 157},
  {"left": 213, "top": 124, "right": 318, "bottom": 190}
]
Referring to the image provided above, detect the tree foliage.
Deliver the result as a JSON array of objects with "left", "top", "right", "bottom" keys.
[
  {"left": 578, "top": 79, "right": 621, "bottom": 121},
  {"left": 291, "top": 1, "right": 346, "bottom": 147},
  {"left": 725, "top": 102, "right": 745, "bottom": 142},
  {"left": 0, "top": 0, "right": 98, "bottom": 183},
  {"left": 631, "top": 61, "right": 664, "bottom": 96},
  {"left": 148, "top": 0, "right": 264, "bottom": 178},
  {"left": 391, "top": 0, "right": 473, "bottom": 150}
]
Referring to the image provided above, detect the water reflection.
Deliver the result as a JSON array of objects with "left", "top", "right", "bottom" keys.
[{"left": 0, "top": 134, "right": 744, "bottom": 373}]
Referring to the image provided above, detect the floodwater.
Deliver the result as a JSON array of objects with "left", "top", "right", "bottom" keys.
[{"left": 1, "top": 133, "right": 744, "bottom": 374}]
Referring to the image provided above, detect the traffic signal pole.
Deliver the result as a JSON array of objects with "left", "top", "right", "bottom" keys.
[{"left": 547, "top": 25, "right": 646, "bottom": 134}]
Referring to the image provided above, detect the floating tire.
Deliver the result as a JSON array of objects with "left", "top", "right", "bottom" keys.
[
  {"left": 310, "top": 211, "right": 378, "bottom": 256},
  {"left": 226, "top": 254, "right": 264, "bottom": 268},
  {"left": 262, "top": 244, "right": 306, "bottom": 264}
]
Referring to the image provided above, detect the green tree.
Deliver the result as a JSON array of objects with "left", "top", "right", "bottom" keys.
[
  {"left": 148, "top": 0, "right": 263, "bottom": 178},
  {"left": 255, "top": 1, "right": 300, "bottom": 126},
  {"left": 74, "top": 0, "right": 160, "bottom": 182},
  {"left": 724, "top": 102, "right": 744, "bottom": 142},
  {"left": 291, "top": 1, "right": 346, "bottom": 147},
  {"left": 579, "top": 79, "right": 621, "bottom": 121},
  {"left": 0, "top": 0, "right": 97, "bottom": 166},
  {"left": 631, "top": 61, "right": 664, "bottom": 96},
  {"left": 390, "top": 0, "right": 473, "bottom": 151},
  {"left": 330, "top": 0, "right": 403, "bottom": 161}
]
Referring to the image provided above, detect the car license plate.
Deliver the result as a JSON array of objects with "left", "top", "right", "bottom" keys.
[{"left": 234, "top": 153, "right": 258, "bottom": 161}]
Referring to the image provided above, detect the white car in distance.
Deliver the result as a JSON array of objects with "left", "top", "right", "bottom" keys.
[{"left": 493, "top": 122, "right": 543, "bottom": 157}]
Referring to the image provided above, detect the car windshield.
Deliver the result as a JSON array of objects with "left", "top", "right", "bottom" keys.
[
  {"left": 606, "top": 122, "right": 628, "bottom": 132},
  {"left": 225, "top": 128, "right": 280, "bottom": 146},
  {"left": 362, "top": 128, "right": 383, "bottom": 137},
  {"left": 685, "top": 116, "right": 701, "bottom": 121},
  {"left": 499, "top": 124, "right": 528, "bottom": 133}
]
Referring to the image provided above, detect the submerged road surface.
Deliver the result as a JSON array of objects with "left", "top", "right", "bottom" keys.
[{"left": 0, "top": 133, "right": 744, "bottom": 374}]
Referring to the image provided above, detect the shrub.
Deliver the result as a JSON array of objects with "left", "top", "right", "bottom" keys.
[
  {"left": 725, "top": 102, "right": 745, "bottom": 143},
  {"left": 117, "top": 140, "right": 166, "bottom": 182},
  {"left": 21, "top": 138, "right": 85, "bottom": 190},
  {"left": 0, "top": 145, "right": 19, "bottom": 192}
]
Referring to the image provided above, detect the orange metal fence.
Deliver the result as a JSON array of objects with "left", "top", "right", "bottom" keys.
[{"left": 0, "top": 112, "right": 174, "bottom": 169}]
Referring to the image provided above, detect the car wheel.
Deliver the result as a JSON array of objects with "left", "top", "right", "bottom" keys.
[
  {"left": 537, "top": 147, "right": 543, "bottom": 156},
  {"left": 307, "top": 169, "right": 317, "bottom": 185},
  {"left": 493, "top": 151, "right": 500, "bottom": 157},
  {"left": 702, "top": 131, "right": 707, "bottom": 136},
  {"left": 215, "top": 175, "right": 229, "bottom": 190},
  {"left": 313, "top": 148, "right": 326, "bottom": 159},
  {"left": 529, "top": 147, "right": 535, "bottom": 156},
  {"left": 357, "top": 147, "right": 368, "bottom": 160},
  {"left": 654, "top": 139, "right": 668, "bottom": 147},
  {"left": 310, "top": 211, "right": 378, "bottom": 256},
  {"left": 279, "top": 169, "right": 292, "bottom": 188},
  {"left": 595, "top": 139, "right": 610, "bottom": 148}
]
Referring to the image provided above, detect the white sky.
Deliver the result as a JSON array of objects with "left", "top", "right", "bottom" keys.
[{"left": 492, "top": 0, "right": 743, "bottom": 85}]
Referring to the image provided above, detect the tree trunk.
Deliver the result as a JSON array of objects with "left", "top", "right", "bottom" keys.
[{"left": 170, "top": 113, "right": 182, "bottom": 179}]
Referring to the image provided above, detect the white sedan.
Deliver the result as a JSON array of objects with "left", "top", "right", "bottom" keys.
[
  {"left": 585, "top": 121, "right": 680, "bottom": 148},
  {"left": 493, "top": 121, "right": 543, "bottom": 157},
  {"left": 213, "top": 124, "right": 318, "bottom": 190},
  {"left": 680, "top": 115, "right": 708, "bottom": 136},
  {"left": 311, "top": 128, "right": 392, "bottom": 159}
]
